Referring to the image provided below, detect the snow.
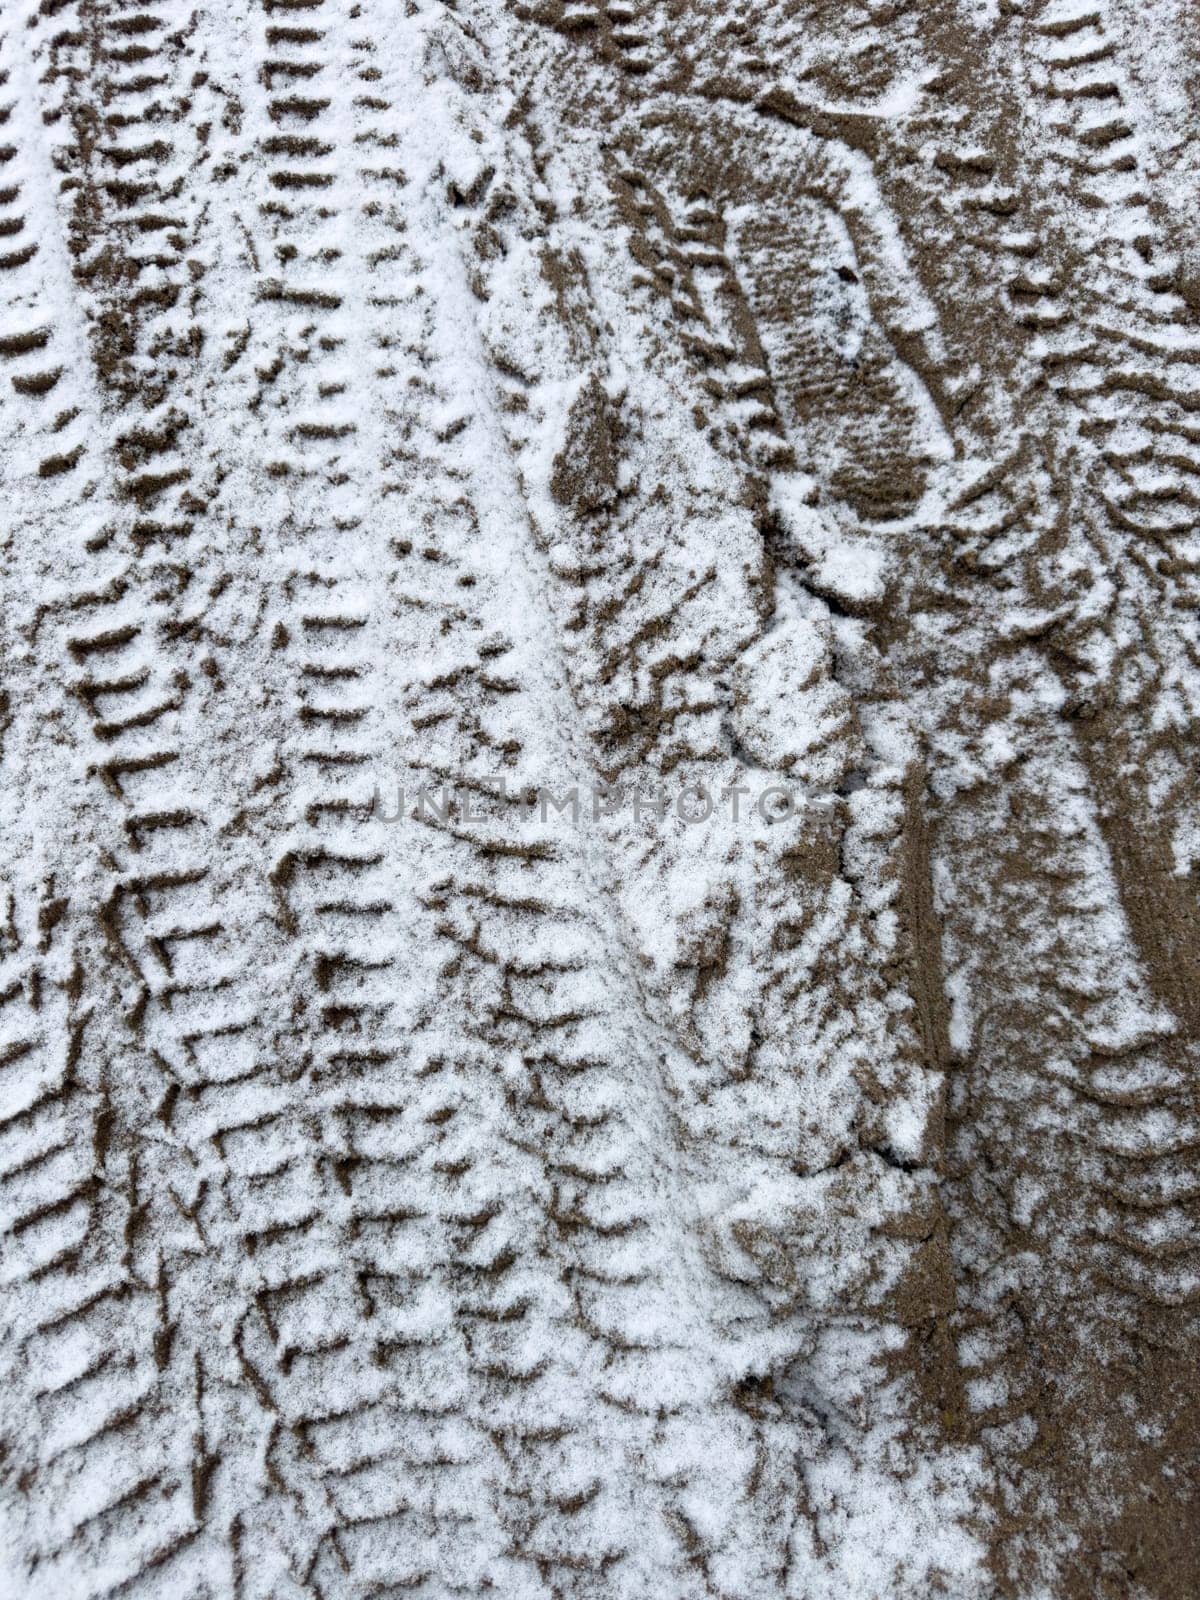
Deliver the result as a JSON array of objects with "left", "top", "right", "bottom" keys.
[{"left": 1, "top": 0, "right": 1196, "bottom": 1594}]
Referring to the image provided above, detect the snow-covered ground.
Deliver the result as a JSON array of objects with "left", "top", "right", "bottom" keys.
[{"left": 0, "top": 2, "right": 1196, "bottom": 1596}]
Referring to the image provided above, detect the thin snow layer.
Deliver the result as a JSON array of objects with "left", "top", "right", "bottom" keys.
[{"left": 2, "top": 0, "right": 1198, "bottom": 1597}]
